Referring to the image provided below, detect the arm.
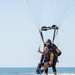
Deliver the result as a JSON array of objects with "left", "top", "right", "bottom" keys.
[
  {"left": 38, "top": 43, "right": 47, "bottom": 54},
  {"left": 48, "top": 52, "right": 54, "bottom": 65},
  {"left": 38, "top": 48, "right": 43, "bottom": 54},
  {"left": 56, "top": 48, "right": 62, "bottom": 56},
  {"left": 38, "top": 49, "right": 43, "bottom": 54}
]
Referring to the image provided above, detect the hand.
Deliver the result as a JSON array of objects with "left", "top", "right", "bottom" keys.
[
  {"left": 36, "top": 68, "right": 43, "bottom": 74},
  {"left": 38, "top": 49, "right": 41, "bottom": 52},
  {"left": 38, "top": 49, "right": 43, "bottom": 54},
  {"left": 48, "top": 61, "right": 52, "bottom": 66},
  {"left": 38, "top": 46, "right": 41, "bottom": 52},
  {"left": 42, "top": 65, "right": 49, "bottom": 71}
]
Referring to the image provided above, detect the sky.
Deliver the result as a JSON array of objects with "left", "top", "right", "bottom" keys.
[{"left": 0, "top": 0, "right": 75, "bottom": 67}]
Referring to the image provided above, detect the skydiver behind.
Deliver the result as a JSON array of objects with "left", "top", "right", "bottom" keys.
[{"left": 37, "top": 39, "right": 61, "bottom": 75}]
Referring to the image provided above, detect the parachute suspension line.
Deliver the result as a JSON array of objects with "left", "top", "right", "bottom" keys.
[
  {"left": 52, "top": 0, "right": 61, "bottom": 25},
  {"left": 58, "top": 0, "right": 74, "bottom": 26},
  {"left": 31, "top": 0, "right": 40, "bottom": 26},
  {"left": 23, "top": 0, "right": 37, "bottom": 24},
  {"left": 31, "top": 0, "right": 44, "bottom": 42},
  {"left": 52, "top": 0, "right": 56, "bottom": 24},
  {"left": 51, "top": 0, "right": 69, "bottom": 26},
  {"left": 15, "top": 0, "right": 39, "bottom": 27},
  {"left": 34, "top": 0, "right": 43, "bottom": 27},
  {"left": 58, "top": 0, "right": 66, "bottom": 23},
  {"left": 56, "top": 0, "right": 68, "bottom": 25},
  {"left": 23, "top": 0, "right": 44, "bottom": 52},
  {"left": 25, "top": 0, "right": 44, "bottom": 32},
  {"left": 56, "top": 0, "right": 59, "bottom": 25},
  {"left": 16, "top": 0, "right": 42, "bottom": 35},
  {"left": 36, "top": 0, "right": 44, "bottom": 29},
  {"left": 55, "top": 0, "right": 59, "bottom": 24},
  {"left": 55, "top": 0, "right": 58, "bottom": 24},
  {"left": 38, "top": 0, "right": 44, "bottom": 27},
  {"left": 52, "top": 0, "right": 59, "bottom": 24},
  {"left": 56, "top": 0, "right": 63, "bottom": 25},
  {"left": 27, "top": 0, "right": 44, "bottom": 46},
  {"left": 38, "top": 0, "right": 42, "bottom": 26},
  {"left": 15, "top": 0, "right": 43, "bottom": 36},
  {"left": 15, "top": 0, "right": 34, "bottom": 23},
  {"left": 40, "top": 0, "right": 44, "bottom": 26},
  {"left": 56, "top": 0, "right": 65, "bottom": 25},
  {"left": 37, "top": 0, "right": 45, "bottom": 46},
  {"left": 58, "top": 0, "right": 75, "bottom": 27},
  {"left": 25, "top": 0, "right": 39, "bottom": 27},
  {"left": 26, "top": 0, "right": 44, "bottom": 46},
  {"left": 49, "top": 0, "right": 53, "bottom": 24}
]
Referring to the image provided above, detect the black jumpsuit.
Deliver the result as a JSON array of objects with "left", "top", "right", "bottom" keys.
[
  {"left": 38, "top": 44, "right": 58, "bottom": 73},
  {"left": 38, "top": 52, "right": 50, "bottom": 73}
]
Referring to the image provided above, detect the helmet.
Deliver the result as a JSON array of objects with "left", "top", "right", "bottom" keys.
[{"left": 46, "top": 39, "right": 51, "bottom": 43}]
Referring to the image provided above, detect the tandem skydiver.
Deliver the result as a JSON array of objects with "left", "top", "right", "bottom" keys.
[
  {"left": 36, "top": 39, "right": 61, "bottom": 75},
  {"left": 36, "top": 46, "right": 53, "bottom": 75}
]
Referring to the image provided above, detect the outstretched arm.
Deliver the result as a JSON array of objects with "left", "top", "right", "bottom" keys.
[{"left": 38, "top": 48, "right": 43, "bottom": 54}]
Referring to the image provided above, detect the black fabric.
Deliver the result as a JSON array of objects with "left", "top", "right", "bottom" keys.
[
  {"left": 38, "top": 63, "right": 48, "bottom": 73},
  {"left": 52, "top": 58, "right": 57, "bottom": 72},
  {"left": 50, "top": 44, "right": 57, "bottom": 51},
  {"left": 44, "top": 43, "right": 57, "bottom": 50},
  {"left": 39, "top": 52, "right": 50, "bottom": 73},
  {"left": 40, "top": 52, "right": 50, "bottom": 62},
  {"left": 41, "top": 26, "right": 48, "bottom": 31}
]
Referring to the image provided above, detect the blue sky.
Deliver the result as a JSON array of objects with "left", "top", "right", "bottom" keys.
[{"left": 0, "top": 0, "right": 75, "bottom": 67}]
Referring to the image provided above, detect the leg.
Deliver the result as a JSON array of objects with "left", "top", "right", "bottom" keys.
[
  {"left": 52, "top": 66, "right": 57, "bottom": 75},
  {"left": 45, "top": 68, "right": 48, "bottom": 75},
  {"left": 45, "top": 73, "right": 48, "bottom": 75},
  {"left": 52, "top": 60, "right": 57, "bottom": 75},
  {"left": 54, "top": 72, "right": 57, "bottom": 75}
]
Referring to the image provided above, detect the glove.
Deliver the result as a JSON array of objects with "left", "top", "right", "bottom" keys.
[{"left": 36, "top": 68, "right": 43, "bottom": 74}]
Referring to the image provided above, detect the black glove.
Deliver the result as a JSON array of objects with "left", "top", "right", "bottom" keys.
[
  {"left": 41, "top": 69, "right": 43, "bottom": 73},
  {"left": 36, "top": 68, "right": 43, "bottom": 74}
]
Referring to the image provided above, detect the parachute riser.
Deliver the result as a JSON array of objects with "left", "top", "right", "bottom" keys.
[
  {"left": 52, "top": 28, "right": 58, "bottom": 43},
  {"left": 39, "top": 25, "right": 59, "bottom": 46}
]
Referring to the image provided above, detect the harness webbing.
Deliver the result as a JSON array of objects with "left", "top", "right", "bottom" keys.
[{"left": 39, "top": 30, "right": 44, "bottom": 45}]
